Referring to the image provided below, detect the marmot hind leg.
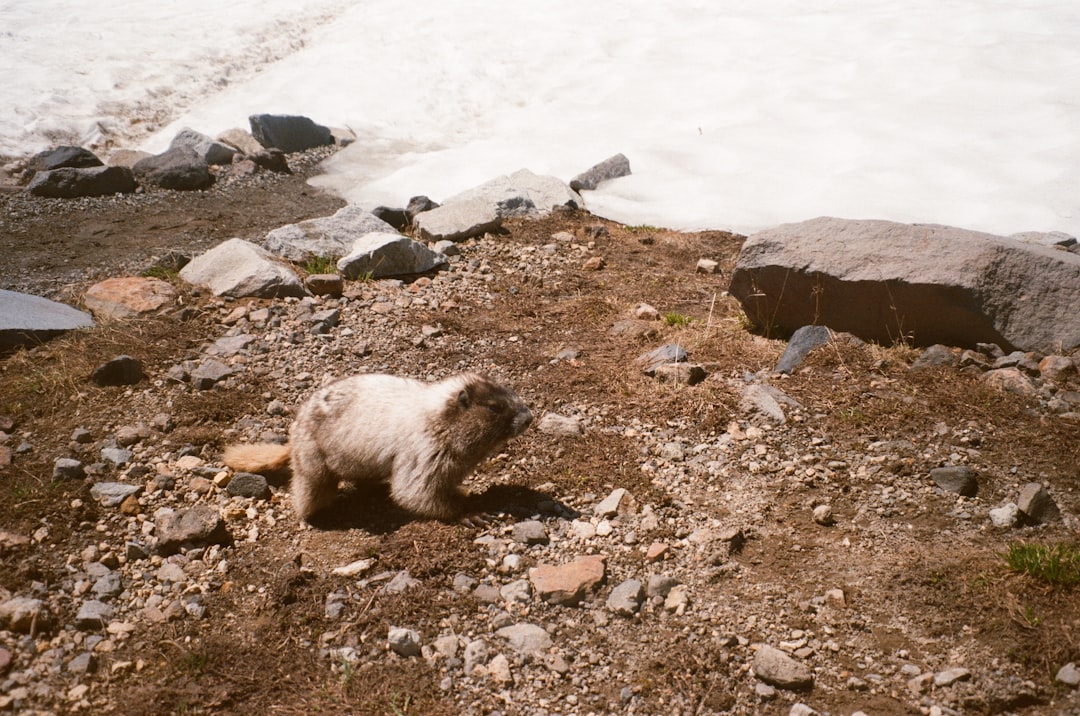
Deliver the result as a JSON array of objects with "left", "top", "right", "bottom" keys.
[{"left": 289, "top": 443, "right": 341, "bottom": 522}]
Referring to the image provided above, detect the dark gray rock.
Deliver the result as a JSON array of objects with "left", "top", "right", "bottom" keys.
[
  {"left": 645, "top": 363, "right": 708, "bottom": 385},
  {"left": 930, "top": 466, "right": 979, "bottom": 496},
  {"left": 190, "top": 359, "right": 234, "bottom": 390},
  {"left": 226, "top": 472, "right": 271, "bottom": 500},
  {"left": 511, "top": 520, "right": 549, "bottom": 545},
  {"left": 372, "top": 206, "right": 410, "bottom": 230},
  {"left": 155, "top": 506, "right": 233, "bottom": 554},
  {"left": 132, "top": 147, "right": 213, "bottom": 190},
  {"left": 99, "top": 448, "right": 133, "bottom": 467},
  {"left": 570, "top": 153, "right": 631, "bottom": 191},
  {"left": 90, "top": 355, "right": 145, "bottom": 386},
  {"left": 729, "top": 217, "right": 1080, "bottom": 353},
  {"left": 26, "top": 146, "right": 103, "bottom": 175},
  {"left": 53, "top": 458, "right": 85, "bottom": 481},
  {"left": 1017, "top": 483, "right": 1061, "bottom": 523},
  {"left": 337, "top": 232, "right": 448, "bottom": 279},
  {"left": 495, "top": 623, "right": 552, "bottom": 655},
  {"left": 0, "top": 289, "right": 95, "bottom": 354},
  {"left": 387, "top": 626, "right": 422, "bottom": 658},
  {"left": 92, "top": 572, "right": 123, "bottom": 600},
  {"left": 248, "top": 114, "right": 333, "bottom": 153},
  {"left": 27, "top": 165, "right": 136, "bottom": 198},
  {"left": 169, "top": 127, "right": 237, "bottom": 166},
  {"left": 249, "top": 148, "right": 291, "bottom": 173},
  {"left": 74, "top": 600, "right": 114, "bottom": 630},
  {"left": 406, "top": 195, "right": 439, "bottom": 219},
  {"left": 67, "top": 652, "right": 97, "bottom": 675},
  {"left": 775, "top": 325, "right": 832, "bottom": 374}
]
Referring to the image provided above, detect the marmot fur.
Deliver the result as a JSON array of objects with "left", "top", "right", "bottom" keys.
[{"left": 223, "top": 372, "right": 532, "bottom": 523}]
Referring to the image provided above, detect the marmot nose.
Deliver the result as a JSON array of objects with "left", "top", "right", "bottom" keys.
[{"left": 514, "top": 407, "right": 534, "bottom": 434}]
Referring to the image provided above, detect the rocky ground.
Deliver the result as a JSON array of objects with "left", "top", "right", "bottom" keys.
[{"left": 1, "top": 153, "right": 1079, "bottom": 716}]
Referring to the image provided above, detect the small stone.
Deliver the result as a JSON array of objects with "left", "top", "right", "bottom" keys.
[
  {"left": 911, "top": 344, "right": 957, "bottom": 369},
  {"left": 582, "top": 255, "right": 605, "bottom": 271},
  {"left": 511, "top": 520, "right": 549, "bottom": 545},
  {"left": 648, "top": 362, "right": 708, "bottom": 385},
  {"left": 100, "top": 447, "right": 133, "bottom": 467},
  {"left": 824, "top": 588, "right": 846, "bottom": 608},
  {"left": 487, "top": 653, "right": 513, "bottom": 685},
  {"left": 331, "top": 558, "right": 375, "bottom": 577},
  {"left": 89, "top": 482, "right": 141, "bottom": 507},
  {"left": 989, "top": 503, "right": 1019, "bottom": 528},
  {"left": 155, "top": 506, "right": 232, "bottom": 555},
  {"left": 53, "top": 457, "right": 85, "bottom": 481},
  {"left": 388, "top": 627, "right": 422, "bottom": 658},
  {"left": 789, "top": 704, "right": 818, "bottom": 716},
  {"left": 495, "top": 623, "right": 552, "bottom": 655},
  {"left": 933, "top": 667, "right": 971, "bottom": 687},
  {"left": 812, "top": 504, "right": 834, "bottom": 526},
  {"left": 606, "top": 579, "right": 644, "bottom": 616},
  {"left": 595, "top": 487, "right": 637, "bottom": 518},
  {"left": 383, "top": 570, "right": 420, "bottom": 594},
  {"left": 930, "top": 465, "right": 979, "bottom": 496},
  {"left": 663, "top": 584, "right": 690, "bottom": 612},
  {"left": 0, "top": 597, "right": 50, "bottom": 633},
  {"left": 1017, "top": 483, "right": 1061, "bottom": 523},
  {"left": 645, "top": 542, "right": 669, "bottom": 562},
  {"left": 696, "top": 258, "right": 720, "bottom": 274},
  {"left": 753, "top": 644, "right": 813, "bottom": 690},
  {"left": 537, "top": 413, "right": 583, "bottom": 437},
  {"left": 226, "top": 472, "right": 270, "bottom": 500},
  {"left": 90, "top": 355, "right": 146, "bottom": 386},
  {"left": 635, "top": 303, "right": 660, "bottom": 320},
  {"left": 569, "top": 520, "right": 596, "bottom": 540},
  {"left": 529, "top": 555, "right": 606, "bottom": 606},
  {"left": 463, "top": 639, "right": 489, "bottom": 675},
  {"left": 1056, "top": 662, "right": 1079, "bottom": 687},
  {"left": 305, "top": 273, "right": 343, "bottom": 297},
  {"left": 645, "top": 574, "right": 680, "bottom": 599},
  {"left": 500, "top": 579, "right": 532, "bottom": 604},
  {"left": 92, "top": 572, "right": 123, "bottom": 600},
  {"left": 75, "top": 600, "right": 114, "bottom": 630}
]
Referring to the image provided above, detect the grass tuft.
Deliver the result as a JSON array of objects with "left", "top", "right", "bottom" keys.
[{"left": 1004, "top": 542, "right": 1080, "bottom": 585}]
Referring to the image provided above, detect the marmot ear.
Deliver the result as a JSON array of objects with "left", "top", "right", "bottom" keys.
[{"left": 457, "top": 388, "right": 471, "bottom": 409}]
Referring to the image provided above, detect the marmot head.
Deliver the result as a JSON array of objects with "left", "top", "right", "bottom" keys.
[{"left": 446, "top": 373, "right": 533, "bottom": 453}]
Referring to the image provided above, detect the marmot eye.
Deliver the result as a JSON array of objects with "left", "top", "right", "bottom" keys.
[{"left": 484, "top": 403, "right": 502, "bottom": 414}]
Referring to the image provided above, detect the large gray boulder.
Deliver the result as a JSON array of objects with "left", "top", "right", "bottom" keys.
[
  {"left": 25, "top": 146, "right": 103, "bottom": 177},
  {"left": 0, "top": 290, "right": 95, "bottom": 353},
  {"left": 248, "top": 114, "right": 333, "bottom": 153},
  {"left": 442, "top": 168, "right": 583, "bottom": 219},
  {"left": 729, "top": 217, "right": 1080, "bottom": 353},
  {"left": 179, "top": 238, "right": 306, "bottom": 298},
  {"left": 26, "top": 166, "right": 136, "bottom": 198},
  {"left": 169, "top": 127, "right": 237, "bottom": 166},
  {"left": 132, "top": 147, "right": 213, "bottom": 190},
  {"left": 337, "top": 233, "right": 448, "bottom": 280},
  {"left": 263, "top": 204, "right": 395, "bottom": 261}
]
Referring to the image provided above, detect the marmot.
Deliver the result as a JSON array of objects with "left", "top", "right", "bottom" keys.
[{"left": 223, "top": 372, "right": 532, "bottom": 523}]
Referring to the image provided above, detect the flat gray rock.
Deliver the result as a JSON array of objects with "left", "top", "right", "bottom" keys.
[
  {"left": 930, "top": 466, "right": 979, "bottom": 496},
  {"left": 180, "top": 238, "right": 306, "bottom": 298},
  {"left": 414, "top": 199, "right": 502, "bottom": 243},
  {"left": 443, "top": 168, "right": 583, "bottom": 219},
  {"left": 729, "top": 217, "right": 1080, "bottom": 353},
  {"left": 264, "top": 205, "right": 396, "bottom": 261},
  {"left": 1017, "top": 482, "right": 1061, "bottom": 523},
  {"left": 337, "top": 232, "right": 448, "bottom": 279},
  {"left": 495, "top": 623, "right": 552, "bottom": 655},
  {"left": 753, "top": 644, "right": 814, "bottom": 690},
  {"left": 89, "top": 482, "right": 141, "bottom": 507},
  {"left": 606, "top": 579, "right": 644, "bottom": 616},
  {"left": 0, "top": 289, "right": 94, "bottom": 353},
  {"left": 75, "top": 600, "right": 114, "bottom": 630}
]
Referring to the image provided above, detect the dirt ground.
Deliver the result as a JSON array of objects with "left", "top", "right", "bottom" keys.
[{"left": 1, "top": 158, "right": 1078, "bottom": 715}]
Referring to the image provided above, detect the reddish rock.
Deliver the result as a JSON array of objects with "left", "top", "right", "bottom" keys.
[
  {"left": 528, "top": 555, "right": 606, "bottom": 606},
  {"left": 84, "top": 277, "right": 177, "bottom": 320}
]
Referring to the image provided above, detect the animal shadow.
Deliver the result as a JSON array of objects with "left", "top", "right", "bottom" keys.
[{"left": 305, "top": 483, "right": 578, "bottom": 533}]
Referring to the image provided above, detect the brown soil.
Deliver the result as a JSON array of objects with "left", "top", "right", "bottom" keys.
[{"left": 1, "top": 160, "right": 1078, "bottom": 715}]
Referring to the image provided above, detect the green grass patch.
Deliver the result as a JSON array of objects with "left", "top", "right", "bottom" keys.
[
  {"left": 663, "top": 312, "right": 692, "bottom": 328},
  {"left": 302, "top": 256, "right": 339, "bottom": 275},
  {"left": 1004, "top": 542, "right": 1080, "bottom": 585}
]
